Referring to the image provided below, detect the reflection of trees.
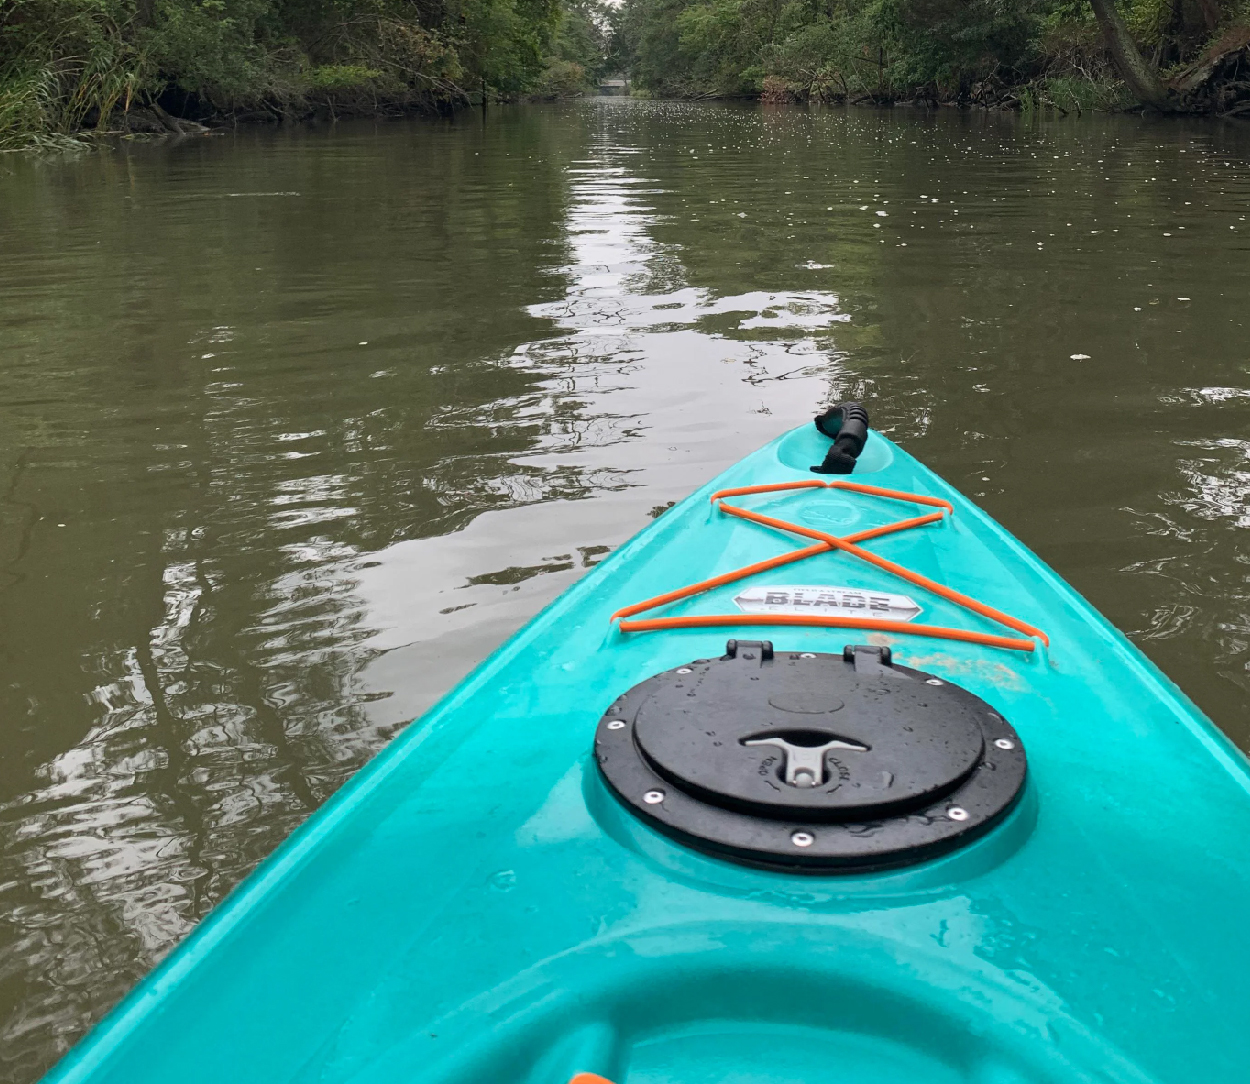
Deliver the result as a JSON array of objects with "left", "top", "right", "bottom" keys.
[
  {"left": 0, "top": 109, "right": 619, "bottom": 1079},
  {"left": 527, "top": 102, "right": 874, "bottom": 427},
  {"left": 626, "top": 102, "right": 885, "bottom": 302}
]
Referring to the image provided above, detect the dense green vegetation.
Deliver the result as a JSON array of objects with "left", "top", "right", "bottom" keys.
[
  {"left": 0, "top": 0, "right": 611, "bottom": 145},
  {"left": 614, "top": 0, "right": 1250, "bottom": 111},
  {"left": 2, "top": 0, "right": 1247, "bottom": 146}
]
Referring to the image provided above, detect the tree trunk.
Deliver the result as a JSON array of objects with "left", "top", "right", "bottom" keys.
[
  {"left": 1088, "top": 0, "right": 1172, "bottom": 109},
  {"left": 1195, "top": 0, "right": 1221, "bottom": 33}
]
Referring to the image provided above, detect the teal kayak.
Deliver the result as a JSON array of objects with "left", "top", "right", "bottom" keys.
[{"left": 43, "top": 413, "right": 1250, "bottom": 1084}]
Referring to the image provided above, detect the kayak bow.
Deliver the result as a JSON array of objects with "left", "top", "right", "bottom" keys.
[{"left": 42, "top": 411, "right": 1250, "bottom": 1084}]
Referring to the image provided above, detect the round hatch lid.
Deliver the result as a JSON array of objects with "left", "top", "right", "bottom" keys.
[{"left": 595, "top": 641, "right": 1026, "bottom": 872}]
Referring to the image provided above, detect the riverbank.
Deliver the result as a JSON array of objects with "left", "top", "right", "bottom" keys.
[
  {"left": 0, "top": 0, "right": 613, "bottom": 150},
  {"left": 6, "top": 0, "right": 1249, "bottom": 150},
  {"left": 0, "top": 84, "right": 591, "bottom": 154},
  {"left": 8, "top": 62, "right": 1248, "bottom": 159},
  {"left": 615, "top": 0, "right": 1250, "bottom": 119}
]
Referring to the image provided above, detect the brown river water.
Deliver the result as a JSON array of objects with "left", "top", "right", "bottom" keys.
[{"left": 0, "top": 99, "right": 1248, "bottom": 1080}]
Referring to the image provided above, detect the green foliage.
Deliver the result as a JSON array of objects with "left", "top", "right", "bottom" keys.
[
  {"left": 621, "top": 0, "right": 1052, "bottom": 98},
  {"left": 2, "top": 0, "right": 1242, "bottom": 145},
  {"left": 138, "top": 0, "right": 274, "bottom": 101},
  {"left": 0, "top": 0, "right": 566, "bottom": 144},
  {"left": 550, "top": 0, "right": 611, "bottom": 76},
  {"left": 616, "top": 0, "right": 1248, "bottom": 102},
  {"left": 527, "top": 0, "right": 613, "bottom": 96},
  {"left": 306, "top": 64, "right": 383, "bottom": 89},
  {"left": 529, "top": 56, "right": 588, "bottom": 95},
  {"left": 1042, "top": 71, "right": 1131, "bottom": 109},
  {"left": 0, "top": 0, "right": 146, "bottom": 144}
]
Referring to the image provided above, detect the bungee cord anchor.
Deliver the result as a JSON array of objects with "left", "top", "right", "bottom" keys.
[{"left": 611, "top": 408, "right": 1048, "bottom": 654}]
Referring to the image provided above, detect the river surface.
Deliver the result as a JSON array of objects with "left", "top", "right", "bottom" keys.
[{"left": 1, "top": 100, "right": 1248, "bottom": 1080}]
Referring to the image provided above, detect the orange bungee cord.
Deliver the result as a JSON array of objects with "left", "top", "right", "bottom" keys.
[{"left": 611, "top": 480, "right": 1048, "bottom": 654}]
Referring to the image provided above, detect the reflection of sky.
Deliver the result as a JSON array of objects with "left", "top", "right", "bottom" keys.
[
  {"left": 531, "top": 163, "right": 850, "bottom": 335},
  {"left": 354, "top": 135, "right": 853, "bottom": 687},
  {"left": 0, "top": 420, "right": 396, "bottom": 1072},
  {"left": 0, "top": 491, "right": 390, "bottom": 1079},
  {"left": 1120, "top": 430, "right": 1250, "bottom": 679},
  {"left": 1176, "top": 439, "right": 1250, "bottom": 530}
]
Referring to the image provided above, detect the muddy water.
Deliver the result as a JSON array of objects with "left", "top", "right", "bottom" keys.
[{"left": 0, "top": 100, "right": 1247, "bottom": 1080}]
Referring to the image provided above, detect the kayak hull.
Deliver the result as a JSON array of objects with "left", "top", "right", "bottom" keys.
[{"left": 44, "top": 425, "right": 1250, "bottom": 1084}]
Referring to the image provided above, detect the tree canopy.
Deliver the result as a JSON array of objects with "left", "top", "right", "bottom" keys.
[
  {"left": 2, "top": 0, "right": 1247, "bottom": 146},
  {"left": 613, "top": 0, "right": 1250, "bottom": 110},
  {"left": 0, "top": 0, "right": 613, "bottom": 144}
]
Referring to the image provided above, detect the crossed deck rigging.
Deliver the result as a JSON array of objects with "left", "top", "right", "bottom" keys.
[{"left": 612, "top": 480, "right": 1048, "bottom": 654}]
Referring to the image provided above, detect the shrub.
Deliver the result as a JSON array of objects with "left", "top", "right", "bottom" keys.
[{"left": 529, "top": 57, "right": 588, "bottom": 96}]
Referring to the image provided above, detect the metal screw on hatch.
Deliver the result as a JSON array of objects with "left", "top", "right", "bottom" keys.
[
  {"left": 994, "top": 738, "right": 1015, "bottom": 750},
  {"left": 607, "top": 720, "right": 626, "bottom": 730},
  {"left": 644, "top": 790, "right": 665, "bottom": 804},
  {"left": 926, "top": 679, "right": 943, "bottom": 686},
  {"left": 947, "top": 807, "right": 969, "bottom": 822},
  {"left": 791, "top": 831, "right": 815, "bottom": 848},
  {"left": 799, "top": 653, "right": 816, "bottom": 659},
  {"left": 676, "top": 668, "right": 692, "bottom": 674}
]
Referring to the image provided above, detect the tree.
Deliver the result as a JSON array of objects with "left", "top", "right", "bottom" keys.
[{"left": 1086, "top": 0, "right": 1171, "bottom": 109}]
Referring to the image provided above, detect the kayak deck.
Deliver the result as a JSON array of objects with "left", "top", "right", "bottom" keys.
[
  {"left": 614, "top": 477, "right": 1045, "bottom": 651},
  {"left": 45, "top": 425, "right": 1250, "bottom": 1084}
]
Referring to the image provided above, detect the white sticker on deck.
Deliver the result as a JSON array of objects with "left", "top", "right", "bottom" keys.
[{"left": 733, "top": 585, "right": 922, "bottom": 622}]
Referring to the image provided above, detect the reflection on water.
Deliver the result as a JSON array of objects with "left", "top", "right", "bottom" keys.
[
  {"left": 349, "top": 121, "right": 850, "bottom": 717},
  {"left": 0, "top": 100, "right": 1248, "bottom": 1081}
]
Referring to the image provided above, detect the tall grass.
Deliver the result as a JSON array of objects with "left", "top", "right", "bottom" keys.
[{"left": 0, "top": 0, "right": 148, "bottom": 147}]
